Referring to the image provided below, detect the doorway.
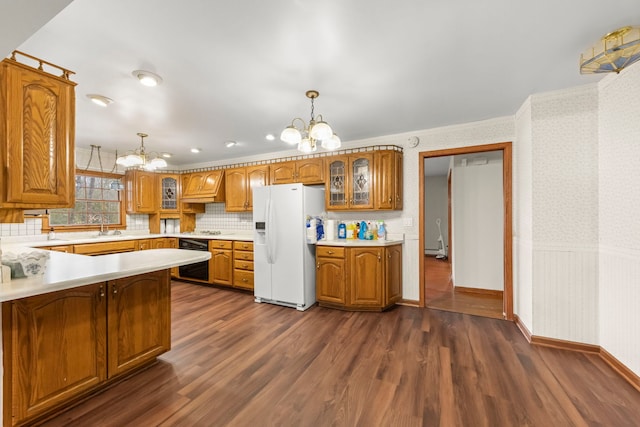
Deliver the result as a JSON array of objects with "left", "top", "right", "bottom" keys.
[{"left": 419, "top": 142, "right": 513, "bottom": 320}]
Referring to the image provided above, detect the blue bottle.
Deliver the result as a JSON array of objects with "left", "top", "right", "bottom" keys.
[
  {"left": 338, "top": 222, "right": 347, "bottom": 239},
  {"left": 358, "top": 220, "right": 367, "bottom": 240}
]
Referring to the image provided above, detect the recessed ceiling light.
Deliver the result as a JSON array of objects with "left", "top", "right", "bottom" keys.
[
  {"left": 86, "top": 94, "right": 113, "bottom": 107},
  {"left": 162, "top": 153, "right": 172, "bottom": 158},
  {"left": 265, "top": 134, "right": 275, "bottom": 141},
  {"left": 190, "top": 148, "right": 201, "bottom": 153},
  {"left": 132, "top": 70, "right": 163, "bottom": 87},
  {"left": 225, "top": 141, "right": 237, "bottom": 148}
]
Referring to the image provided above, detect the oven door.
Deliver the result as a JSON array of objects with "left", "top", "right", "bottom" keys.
[{"left": 179, "top": 260, "right": 209, "bottom": 281}]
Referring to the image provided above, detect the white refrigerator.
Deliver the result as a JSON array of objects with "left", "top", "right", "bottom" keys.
[{"left": 253, "top": 183, "right": 325, "bottom": 311}]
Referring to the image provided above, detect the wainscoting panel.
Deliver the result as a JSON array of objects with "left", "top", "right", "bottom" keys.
[
  {"left": 599, "top": 247, "right": 640, "bottom": 377},
  {"left": 532, "top": 245, "right": 598, "bottom": 344}
]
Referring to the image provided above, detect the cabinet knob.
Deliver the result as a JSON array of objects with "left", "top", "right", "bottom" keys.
[
  {"left": 99, "top": 285, "right": 105, "bottom": 301},
  {"left": 388, "top": 197, "right": 392, "bottom": 203},
  {"left": 377, "top": 253, "right": 381, "bottom": 262},
  {"left": 242, "top": 278, "right": 248, "bottom": 282},
  {"left": 327, "top": 250, "right": 334, "bottom": 254},
  {"left": 112, "top": 285, "right": 118, "bottom": 298},
  {"left": 242, "top": 264, "right": 248, "bottom": 268},
  {"left": 317, "top": 263, "right": 320, "bottom": 270}
]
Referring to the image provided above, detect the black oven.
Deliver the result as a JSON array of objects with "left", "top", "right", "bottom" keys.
[{"left": 178, "top": 238, "right": 209, "bottom": 281}]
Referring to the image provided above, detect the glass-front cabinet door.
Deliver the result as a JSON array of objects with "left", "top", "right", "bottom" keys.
[
  {"left": 349, "top": 154, "right": 374, "bottom": 209},
  {"left": 327, "top": 157, "right": 347, "bottom": 209},
  {"left": 326, "top": 153, "right": 374, "bottom": 210},
  {"left": 160, "top": 175, "right": 178, "bottom": 212}
]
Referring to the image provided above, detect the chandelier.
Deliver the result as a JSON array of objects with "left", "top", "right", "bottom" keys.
[
  {"left": 280, "top": 90, "right": 341, "bottom": 153},
  {"left": 580, "top": 26, "right": 640, "bottom": 74},
  {"left": 115, "top": 133, "right": 168, "bottom": 170}
]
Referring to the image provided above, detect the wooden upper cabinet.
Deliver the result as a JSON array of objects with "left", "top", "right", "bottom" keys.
[
  {"left": 0, "top": 57, "right": 76, "bottom": 208},
  {"left": 225, "top": 165, "right": 269, "bottom": 212},
  {"left": 326, "top": 153, "right": 374, "bottom": 210},
  {"left": 375, "top": 150, "right": 403, "bottom": 210},
  {"left": 124, "top": 170, "right": 157, "bottom": 214},
  {"left": 270, "top": 158, "right": 324, "bottom": 185},
  {"left": 181, "top": 170, "right": 225, "bottom": 202},
  {"left": 158, "top": 174, "right": 179, "bottom": 214}
]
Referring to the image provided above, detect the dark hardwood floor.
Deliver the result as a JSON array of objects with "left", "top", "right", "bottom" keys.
[
  {"left": 42, "top": 281, "right": 640, "bottom": 426},
  {"left": 425, "top": 255, "right": 504, "bottom": 319}
]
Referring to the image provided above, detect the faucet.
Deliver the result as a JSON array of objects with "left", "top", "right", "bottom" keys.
[{"left": 98, "top": 219, "right": 109, "bottom": 236}]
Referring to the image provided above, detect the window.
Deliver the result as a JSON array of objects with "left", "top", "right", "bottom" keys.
[{"left": 48, "top": 170, "right": 125, "bottom": 229}]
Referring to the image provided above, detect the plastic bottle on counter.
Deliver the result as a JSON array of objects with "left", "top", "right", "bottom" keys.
[
  {"left": 346, "top": 222, "right": 355, "bottom": 239},
  {"left": 377, "top": 221, "right": 386, "bottom": 241},
  {"left": 358, "top": 221, "right": 367, "bottom": 240},
  {"left": 338, "top": 222, "right": 347, "bottom": 239},
  {"left": 370, "top": 221, "right": 378, "bottom": 240}
]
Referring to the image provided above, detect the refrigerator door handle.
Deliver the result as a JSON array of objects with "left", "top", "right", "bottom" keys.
[
  {"left": 265, "top": 196, "right": 272, "bottom": 264},
  {"left": 267, "top": 196, "right": 277, "bottom": 264}
]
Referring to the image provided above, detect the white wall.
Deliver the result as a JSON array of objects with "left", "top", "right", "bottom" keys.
[
  {"left": 451, "top": 159, "right": 504, "bottom": 291},
  {"left": 423, "top": 174, "right": 448, "bottom": 253},
  {"left": 529, "top": 85, "right": 600, "bottom": 345},
  {"left": 598, "top": 64, "right": 640, "bottom": 375}
]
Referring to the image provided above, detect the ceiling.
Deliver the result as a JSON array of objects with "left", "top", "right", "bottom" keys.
[{"left": 4, "top": 0, "right": 640, "bottom": 166}]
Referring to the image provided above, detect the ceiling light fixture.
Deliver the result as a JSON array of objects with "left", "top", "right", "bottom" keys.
[
  {"left": 132, "top": 69, "right": 163, "bottom": 87},
  {"left": 190, "top": 148, "right": 201, "bottom": 153},
  {"left": 225, "top": 141, "right": 237, "bottom": 148},
  {"left": 265, "top": 134, "right": 275, "bottom": 141},
  {"left": 86, "top": 94, "right": 113, "bottom": 107},
  {"left": 580, "top": 26, "right": 640, "bottom": 74},
  {"left": 115, "top": 132, "right": 168, "bottom": 171},
  {"left": 280, "top": 90, "right": 341, "bottom": 153},
  {"left": 162, "top": 153, "right": 172, "bottom": 158}
]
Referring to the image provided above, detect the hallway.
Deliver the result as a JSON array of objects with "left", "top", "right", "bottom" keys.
[{"left": 424, "top": 256, "right": 504, "bottom": 319}]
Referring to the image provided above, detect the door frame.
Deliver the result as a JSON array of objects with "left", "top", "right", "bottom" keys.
[{"left": 418, "top": 142, "right": 513, "bottom": 320}]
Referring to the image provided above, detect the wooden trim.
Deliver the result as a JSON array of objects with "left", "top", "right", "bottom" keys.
[
  {"left": 600, "top": 347, "right": 640, "bottom": 392},
  {"left": 530, "top": 335, "right": 600, "bottom": 354},
  {"left": 419, "top": 141, "right": 513, "bottom": 321},
  {"left": 397, "top": 299, "right": 420, "bottom": 307},
  {"left": 455, "top": 286, "right": 503, "bottom": 297},
  {"left": 513, "top": 315, "right": 532, "bottom": 343},
  {"left": 514, "top": 317, "right": 640, "bottom": 392}
]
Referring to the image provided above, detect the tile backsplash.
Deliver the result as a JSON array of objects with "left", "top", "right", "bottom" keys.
[
  {"left": 0, "top": 217, "right": 43, "bottom": 236},
  {"left": 195, "top": 203, "right": 253, "bottom": 231}
]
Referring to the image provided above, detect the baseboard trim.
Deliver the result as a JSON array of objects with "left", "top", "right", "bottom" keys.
[
  {"left": 455, "top": 286, "right": 503, "bottom": 297},
  {"left": 513, "top": 315, "right": 532, "bottom": 342},
  {"left": 513, "top": 317, "right": 639, "bottom": 392},
  {"left": 397, "top": 299, "right": 420, "bottom": 307},
  {"left": 600, "top": 347, "right": 640, "bottom": 392},
  {"left": 530, "top": 335, "right": 600, "bottom": 354}
]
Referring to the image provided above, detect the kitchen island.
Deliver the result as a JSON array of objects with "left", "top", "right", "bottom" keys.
[{"left": 1, "top": 248, "right": 210, "bottom": 427}]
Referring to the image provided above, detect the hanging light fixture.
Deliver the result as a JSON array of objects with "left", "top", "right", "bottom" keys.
[
  {"left": 280, "top": 90, "right": 341, "bottom": 153},
  {"left": 115, "top": 133, "right": 168, "bottom": 171},
  {"left": 580, "top": 26, "right": 640, "bottom": 74}
]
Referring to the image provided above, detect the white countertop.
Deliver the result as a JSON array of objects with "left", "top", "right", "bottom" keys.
[
  {"left": 23, "top": 232, "right": 253, "bottom": 248},
  {"left": 0, "top": 248, "right": 210, "bottom": 302},
  {"left": 317, "top": 238, "right": 403, "bottom": 247}
]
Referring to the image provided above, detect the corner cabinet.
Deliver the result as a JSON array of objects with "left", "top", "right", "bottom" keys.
[
  {"left": 0, "top": 55, "right": 76, "bottom": 209},
  {"left": 2, "top": 269, "right": 171, "bottom": 426},
  {"left": 316, "top": 244, "right": 402, "bottom": 311},
  {"left": 224, "top": 165, "right": 269, "bottom": 212}
]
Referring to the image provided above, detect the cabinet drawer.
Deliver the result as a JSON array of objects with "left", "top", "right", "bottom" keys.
[
  {"left": 208, "top": 240, "right": 233, "bottom": 250},
  {"left": 233, "top": 241, "right": 254, "bottom": 251},
  {"left": 316, "top": 246, "right": 345, "bottom": 258},
  {"left": 234, "top": 250, "right": 254, "bottom": 261},
  {"left": 233, "top": 259, "right": 254, "bottom": 271},
  {"left": 73, "top": 240, "right": 137, "bottom": 255},
  {"left": 233, "top": 269, "right": 254, "bottom": 290}
]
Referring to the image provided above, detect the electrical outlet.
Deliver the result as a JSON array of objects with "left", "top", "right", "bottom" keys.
[{"left": 403, "top": 217, "right": 413, "bottom": 227}]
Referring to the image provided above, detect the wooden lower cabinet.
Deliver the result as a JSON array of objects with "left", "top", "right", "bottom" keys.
[
  {"left": 107, "top": 270, "right": 171, "bottom": 377},
  {"left": 209, "top": 240, "right": 233, "bottom": 286},
  {"left": 232, "top": 241, "right": 254, "bottom": 290},
  {"left": 316, "top": 244, "right": 402, "bottom": 311},
  {"left": 2, "top": 270, "right": 171, "bottom": 426}
]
